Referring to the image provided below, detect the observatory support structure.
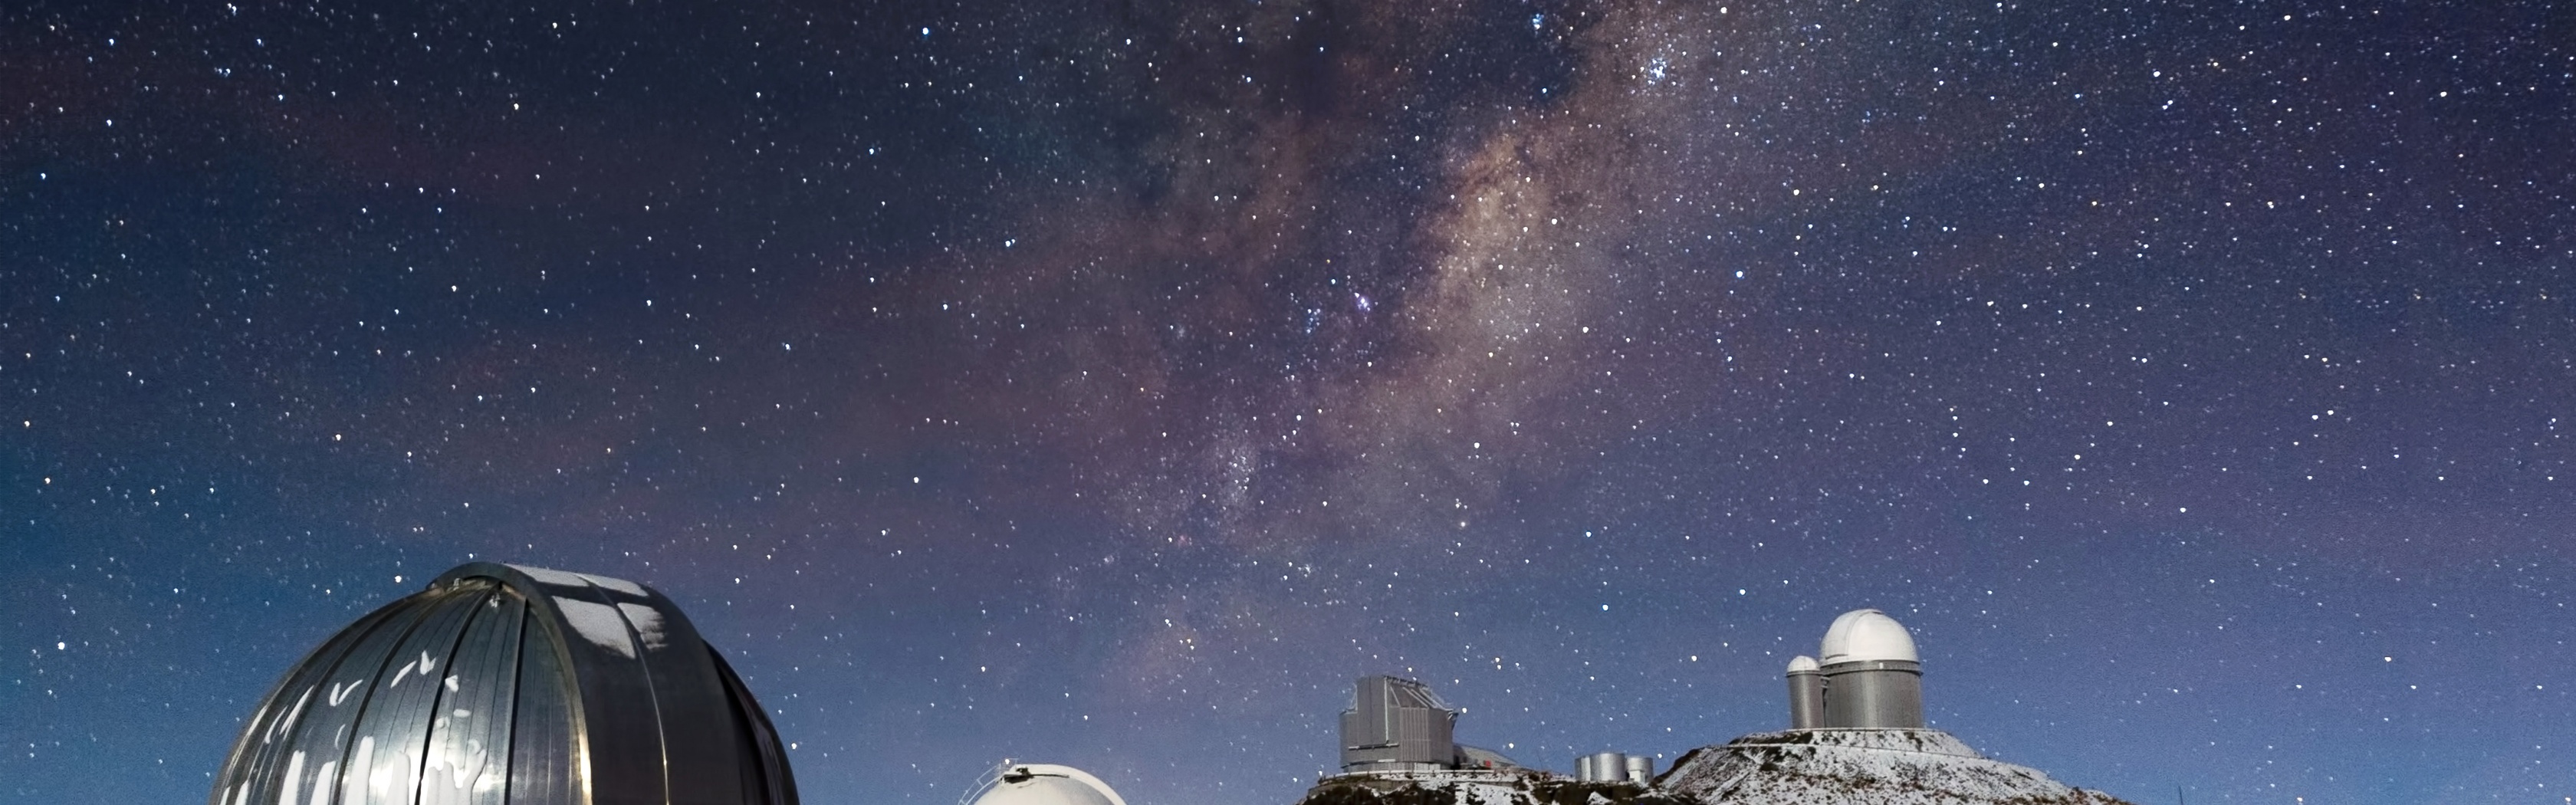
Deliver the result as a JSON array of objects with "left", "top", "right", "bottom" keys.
[
  {"left": 1819, "top": 658, "right": 1924, "bottom": 728},
  {"left": 1340, "top": 675, "right": 1460, "bottom": 772},
  {"left": 1785, "top": 656, "right": 1825, "bottom": 729}
]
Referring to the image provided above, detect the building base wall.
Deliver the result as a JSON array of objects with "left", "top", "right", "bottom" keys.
[{"left": 1820, "top": 660, "right": 1924, "bottom": 728}]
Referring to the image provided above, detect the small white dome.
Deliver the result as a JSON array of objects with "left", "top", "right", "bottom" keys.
[
  {"left": 1818, "top": 609, "right": 1918, "bottom": 664},
  {"left": 1786, "top": 655, "right": 1820, "bottom": 672},
  {"left": 967, "top": 764, "right": 1129, "bottom": 805}
]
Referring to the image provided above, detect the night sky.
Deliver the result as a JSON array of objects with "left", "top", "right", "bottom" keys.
[{"left": 5, "top": 1, "right": 2571, "bottom": 803}]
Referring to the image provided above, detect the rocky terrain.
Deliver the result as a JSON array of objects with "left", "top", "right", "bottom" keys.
[
  {"left": 1292, "top": 731, "right": 2134, "bottom": 805},
  {"left": 1294, "top": 769, "right": 1691, "bottom": 805},
  {"left": 1657, "top": 729, "right": 2134, "bottom": 805}
]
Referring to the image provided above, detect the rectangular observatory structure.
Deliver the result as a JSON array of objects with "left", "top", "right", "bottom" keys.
[{"left": 1340, "top": 675, "right": 1458, "bottom": 771}]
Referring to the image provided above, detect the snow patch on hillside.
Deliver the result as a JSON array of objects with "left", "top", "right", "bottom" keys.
[
  {"left": 1294, "top": 770, "right": 1688, "bottom": 805},
  {"left": 1658, "top": 729, "right": 2132, "bottom": 805}
]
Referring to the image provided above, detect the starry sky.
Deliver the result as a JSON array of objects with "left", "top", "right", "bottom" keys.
[{"left": 4, "top": 1, "right": 2571, "bottom": 803}]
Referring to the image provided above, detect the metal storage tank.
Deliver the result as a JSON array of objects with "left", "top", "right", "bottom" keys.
[
  {"left": 1623, "top": 755, "right": 1653, "bottom": 785},
  {"left": 961, "top": 764, "right": 1129, "bottom": 805},
  {"left": 1815, "top": 608, "right": 1924, "bottom": 729},
  {"left": 207, "top": 563, "right": 797, "bottom": 805},
  {"left": 1784, "top": 656, "right": 1825, "bottom": 730},
  {"left": 1340, "top": 675, "right": 1458, "bottom": 772},
  {"left": 1577, "top": 752, "right": 1626, "bottom": 783}
]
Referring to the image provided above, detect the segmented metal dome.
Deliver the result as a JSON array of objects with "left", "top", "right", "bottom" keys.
[{"left": 208, "top": 563, "right": 797, "bottom": 805}]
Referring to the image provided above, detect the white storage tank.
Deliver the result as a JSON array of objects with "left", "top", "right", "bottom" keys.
[{"left": 1578, "top": 751, "right": 1622, "bottom": 782}]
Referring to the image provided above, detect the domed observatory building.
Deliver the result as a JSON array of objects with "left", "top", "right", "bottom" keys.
[
  {"left": 1808, "top": 607, "right": 1924, "bottom": 729},
  {"left": 961, "top": 764, "right": 1129, "bottom": 805},
  {"left": 1663, "top": 609, "right": 2133, "bottom": 805},
  {"left": 207, "top": 563, "right": 797, "bottom": 805}
]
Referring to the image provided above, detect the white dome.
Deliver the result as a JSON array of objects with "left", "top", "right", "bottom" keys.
[
  {"left": 1786, "top": 655, "right": 1820, "bottom": 672},
  {"left": 967, "top": 764, "right": 1129, "bottom": 805},
  {"left": 1818, "top": 609, "right": 1918, "bottom": 664}
]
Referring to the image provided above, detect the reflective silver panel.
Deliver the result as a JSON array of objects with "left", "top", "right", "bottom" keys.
[{"left": 209, "top": 563, "right": 798, "bottom": 805}]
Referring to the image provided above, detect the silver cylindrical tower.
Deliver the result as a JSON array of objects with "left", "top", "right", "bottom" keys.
[
  {"left": 1820, "top": 659, "right": 1924, "bottom": 728},
  {"left": 1579, "top": 751, "right": 1628, "bottom": 782},
  {"left": 1785, "top": 655, "right": 1825, "bottom": 729},
  {"left": 1623, "top": 755, "right": 1654, "bottom": 784},
  {"left": 1815, "top": 609, "right": 1926, "bottom": 729}
]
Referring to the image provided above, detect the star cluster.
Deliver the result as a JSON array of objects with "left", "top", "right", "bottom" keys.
[{"left": 3, "top": 1, "right": 2571, "bottom": 803}]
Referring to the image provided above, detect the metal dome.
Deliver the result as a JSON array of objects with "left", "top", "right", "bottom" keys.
[
  {"left": 962, "top": 764, "right": 1129, "bottom": 805},
  {"left": 208, "top": 563, "right": 797, "bottom": 805},
  {"left": 1786, "top": 655, "right": 1820, "bottom": 673},
  {"left": 1817, "top": 608, "right": 1919, "bottom": 665}
]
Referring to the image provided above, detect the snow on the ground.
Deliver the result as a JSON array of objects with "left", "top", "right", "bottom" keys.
[
  {"left": 1293, "top": 769, "right": 1689, "bottom": 805},
  {"left": 1290, "top": 731, "right": 2131, "bottom": 805},
  {"left": 1657, "top": 729, "right": 2134, "bottom": 805}
]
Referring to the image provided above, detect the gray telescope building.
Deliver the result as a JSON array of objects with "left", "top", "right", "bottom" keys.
[{"left": 1340, "top": 675, "right": 1460, "bottom": 771}]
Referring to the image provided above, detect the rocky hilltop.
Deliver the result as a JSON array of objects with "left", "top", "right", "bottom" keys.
[
  {"left": 1292, "top": 730, "right": 2134, "bottom": 805},
  {"left": 1658, "top": 729, "right": 2133, "bottom": 805},
  {"left": 1299, "top": 611, "right": 2139, "bottom": 805},
  {"left": 1295, "top": 769, "right": 1688, "bottom": 805}
]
